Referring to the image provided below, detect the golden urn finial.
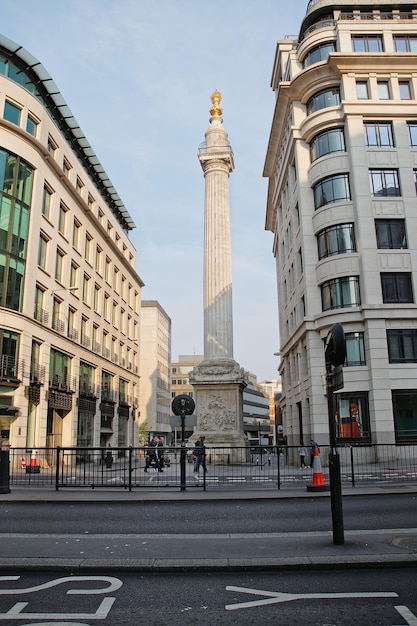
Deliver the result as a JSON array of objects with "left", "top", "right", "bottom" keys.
[{"left": 210, "top": 90, "right": 222, "bottom": 117}]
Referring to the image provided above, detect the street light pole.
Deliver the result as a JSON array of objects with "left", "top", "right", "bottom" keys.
[{"left": 324, "top": 323, "right": 346, "bottom": 546}]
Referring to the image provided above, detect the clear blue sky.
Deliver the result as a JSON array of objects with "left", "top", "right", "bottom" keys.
[{"left": 2, "top": 0, "right": 307, "bottom": 381}]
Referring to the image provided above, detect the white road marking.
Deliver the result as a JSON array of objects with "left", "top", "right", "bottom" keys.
[
  {"left": 0, "top": 576, "right": 123, "bottom": 621},
  {"left": 225, "top": 585, "right": 398, "bottom": 611},
  {"left": 0, "top": 596, "right": 115, "bottom": 620},
  {"left": 0, "top": 575, "right": 122, "bottom": 595},
  {"left": 395, "top": 605, "right": 417, "bottom": 625}
]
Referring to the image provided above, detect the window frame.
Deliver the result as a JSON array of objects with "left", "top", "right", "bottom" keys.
[
  {"left": 313, "top": 173, "right": 350, "bottom": 209},
  {"left": 375, "top": 219, "right": 407, "bottom": 249},
  {"left": 352, "top": 34, "right": 384, "bottom": 52},
  {"left": 364, "top": 121, "right": 394, "bottom": 147},
  {"left": 381, "top": 272, "right": 413, "bottom": 303},
  {"left": 306, "top": 88, "right": 340, "bottom": 115},
  {"left": 321, "top": 276, "right": 361, "bottom": 311},
  {"left": 317, "top": 223, "right": 356, "bottom": 260},
  {"left": 369, "top": 169, "right": 401, "bottom": 197}
]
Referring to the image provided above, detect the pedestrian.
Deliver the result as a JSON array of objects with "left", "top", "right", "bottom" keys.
[
  {"left": 193, "top": 435, "right": 207, "bottom": 480},
  {"left": 310, "top": 439, "right": 318, "bottom": 468},
  {"left": 297, "top": 445, "right": 307, "bottom": 468},
  {"left": 144, "top": 436, "right": 163, "bottom": 472},
  {"left": 158, "top": 436, "right": 167, "bottom": 468}
]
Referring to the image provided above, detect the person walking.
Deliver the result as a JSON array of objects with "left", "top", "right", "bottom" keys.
[
  {"left": 144, "top": 436, "right": 163, "bottom": 472},
  {"left": 297, "top": 445, "right": 307, "bottom": 468},
  {"left": 193, "top": 435, "right": 207, "bottom": 480},
  {"left": 310, "top": 439, "right": 318, "bottom": 468}
]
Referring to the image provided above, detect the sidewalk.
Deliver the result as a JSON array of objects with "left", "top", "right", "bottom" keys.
[{"left": 0, "top": 484, "right": 416, "bottom": 573}]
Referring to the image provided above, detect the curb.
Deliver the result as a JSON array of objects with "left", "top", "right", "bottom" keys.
[{"left": 0, "top": 554, "right": 416, "bottom": 573}]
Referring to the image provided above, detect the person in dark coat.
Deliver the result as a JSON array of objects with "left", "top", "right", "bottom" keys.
[
  {"left": 193, "top": 435, "right": 207, "bottom": 480},
  {"left": 144, "top": 436, "right": 163, "bottom": 472}
]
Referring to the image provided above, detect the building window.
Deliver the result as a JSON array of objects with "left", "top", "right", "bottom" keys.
[
  {"left": 67, "top": 307, "right": 77, "bottom": 340},
  {"left": 95, "top": 246, "right": 102, "bottom": 274},
  {"left": 4, "top": 101, "right": 21, "bottom": 125},
  {"left": 387, "top": 329, "right": 417, "bottom": 363},
  {"left": 393, "top": 35, "right": 417, "bottom": 52},
  {"left": 310, "top": 128, "right": 345, "bottom": 161},
  {"left": 26, "top": 113, "right": 38, "bottom": 137},
  {"left": 55, "top": 248, "right": 65, "bottom": 282},
  {"left": 76, "top": 176, "right": 84, "bottom": 195},
  {"left": 321, "top": 276, "right": 361, "bottom": 311},
  {"left": 105, "top": 256, "right": 111, "bottom": 283},
  {"left": 83, "top": 273, "right": 91, "bottom": 305},
  {"left": 38, "top": 233, "right": 49, "bottom": 269},
  {"left": 345, "top": 332, "right": 366, "bottom": 366},
  {"left": 42, "top": 185, "right": 52, "bottom": 219},
  {"left": 70, "top": 261, "right": 78, "bottom": 289},
  {"left": 375, "top": 219, "right": 407, "bottom": 249},
  {"left": 94, "top": 283, "right": 101, "bottom": 312},
  {"left": 307, "top": 88, "right": 340, "bottom": 115},
  {"left": 47, "top": 136, "right": 57, "bottom": 157},
  {"left": 303, "top": 42, "right": 335, "bottom": 67},
  {"left": 381, "top": 273, "right": 413, "bottom": 303},
  {"left": 377, "top": 81, "right": 390, "bottom": 100},
  {"left": 356, "top": 81, "right": 369, "bottom": 99},
  {"left": 407, "top": 122, "right": 417, "bottom": 146},
  {"left": 84, "top": 232, "right": 92, "bottom": 264},
  {"left": 336, "top": 393, "right": 370, "bottom": 440},
  {"left": 369, "top": 169, "right": 400, "bottom": 197},
  {"left": 399, "top": 80, "right": 412, "bottom": 100},
  {"left": 313, "top": 174, "right": 350, "bottom": 209},
  {"left": 63, "top": 159, "right": 72, "bottom": 179},
  {"left": 58, "top": 202, "right": 68, "bottom": 236},
  {"left": 352, "top": 35, "right": 384, "bottom": 52},
  {"left": 317, "top": 223, "right": 355, "bottom": 259},
  {"left": 392, "top": 390, "right": 417, "bottom": 442},
  {"left": 72, "top": 219, "right": 81, "bottom": 250},
  {"left": 364, "top": 121, "right": 394, "bottom": 147}
]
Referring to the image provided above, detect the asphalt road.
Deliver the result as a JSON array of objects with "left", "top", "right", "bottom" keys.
[
  {"left": 0, "top": 493, "right": 415, "bottom": 535},
  {"left": 0, "top": 568, "right": 416, "bottom": 625}
]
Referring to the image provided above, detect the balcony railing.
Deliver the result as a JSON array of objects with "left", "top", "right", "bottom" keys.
[
  {"left": 0, "top": 354, "right": 22, "bottom": 380},
  {"left": 49, "top": 373, "right": 77, "bottom": 393},
  {"left": 68, "top": 327, "right": 79, "bottom": 341},
  {"left": 30, "top": 363, "right": 46, "bottom": 385},
  {"left": 34, "top": 305, "right": 48, "bottom": 325},
  {"left": 52, "top": 316, "right": 65, "bottom": 333}
]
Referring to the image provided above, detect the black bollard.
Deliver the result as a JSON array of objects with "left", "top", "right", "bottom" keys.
[{"left": 0, "top": 443, "right": 11, "bottom": 494}]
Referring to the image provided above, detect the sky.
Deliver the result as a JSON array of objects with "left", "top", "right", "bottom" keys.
[{"left": 1, "top": 0, "right": 307, "bottom": 381}]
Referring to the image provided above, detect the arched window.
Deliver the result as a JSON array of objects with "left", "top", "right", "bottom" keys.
[
  {"left": 303, "top": 42, "right": 336, "bottom": 67},
  {"left": 313, "top": 174, "right": 350, "bottom": 209},
  {"left": 310, "top": 128, "right": 345, "bottom": 161},
  {"left": 307, "top": 88, "right": 340, "bottom": 114},
  {"left": 317, "top": 223, "right": 355, "bottom": 259}
]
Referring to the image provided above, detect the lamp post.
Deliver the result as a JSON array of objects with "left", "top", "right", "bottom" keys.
[
  {"left": 324, "top": 323, "right": 346, "bottom": 546},
  {"left": 171, "top": 395, "right": 195, "bottom": 492}
]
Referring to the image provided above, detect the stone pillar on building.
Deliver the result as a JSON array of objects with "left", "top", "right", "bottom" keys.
[{"left": 189, "top": 92, "right": 247, "bottom": 455}]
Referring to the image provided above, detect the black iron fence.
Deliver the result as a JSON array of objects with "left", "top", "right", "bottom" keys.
[{"left": 6, "top": 444, "right": 417, "bottom": 492}]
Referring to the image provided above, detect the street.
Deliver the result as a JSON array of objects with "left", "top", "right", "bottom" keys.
[
  {"left": 0, "top": 569, "right": 416, "bottom": 624},
  {"left": 0, "top": 493, "right": 415, "bottom": 534}
]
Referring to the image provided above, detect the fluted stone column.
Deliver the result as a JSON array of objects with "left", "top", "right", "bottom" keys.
[{"left": 189, "top": 92, "right": 247, "bottom": 454}]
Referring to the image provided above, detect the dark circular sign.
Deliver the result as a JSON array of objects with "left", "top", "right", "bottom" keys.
[
  {"left": 324, "top": 323, "right": 346, "bottom": 367},
  {"left": 171, "top": 394, "right": 195, "bottom": 416}
]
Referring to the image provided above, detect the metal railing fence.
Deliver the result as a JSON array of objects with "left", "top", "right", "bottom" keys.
[{"left": 7, "top": 444, "right": 417, "bottom": 492}]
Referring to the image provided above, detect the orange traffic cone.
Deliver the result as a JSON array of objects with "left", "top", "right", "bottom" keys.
[
  {"left": 307, "top": 445, "right": 330, "bottom": 492},
  {"left": 21, "top": 456, "right": 26, "bottom": 470},
  {"left": 26, "top": 448, "right": 40, "bottom": 474}
]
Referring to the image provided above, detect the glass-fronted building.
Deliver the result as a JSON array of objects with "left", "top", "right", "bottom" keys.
[{"left": 0, "top": 34, "right": 143, "bottom": 451}]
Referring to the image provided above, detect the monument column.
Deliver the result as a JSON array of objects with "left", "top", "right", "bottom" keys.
[{"left": 189, "top": 92, "right": 247, "bottom": 453}]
